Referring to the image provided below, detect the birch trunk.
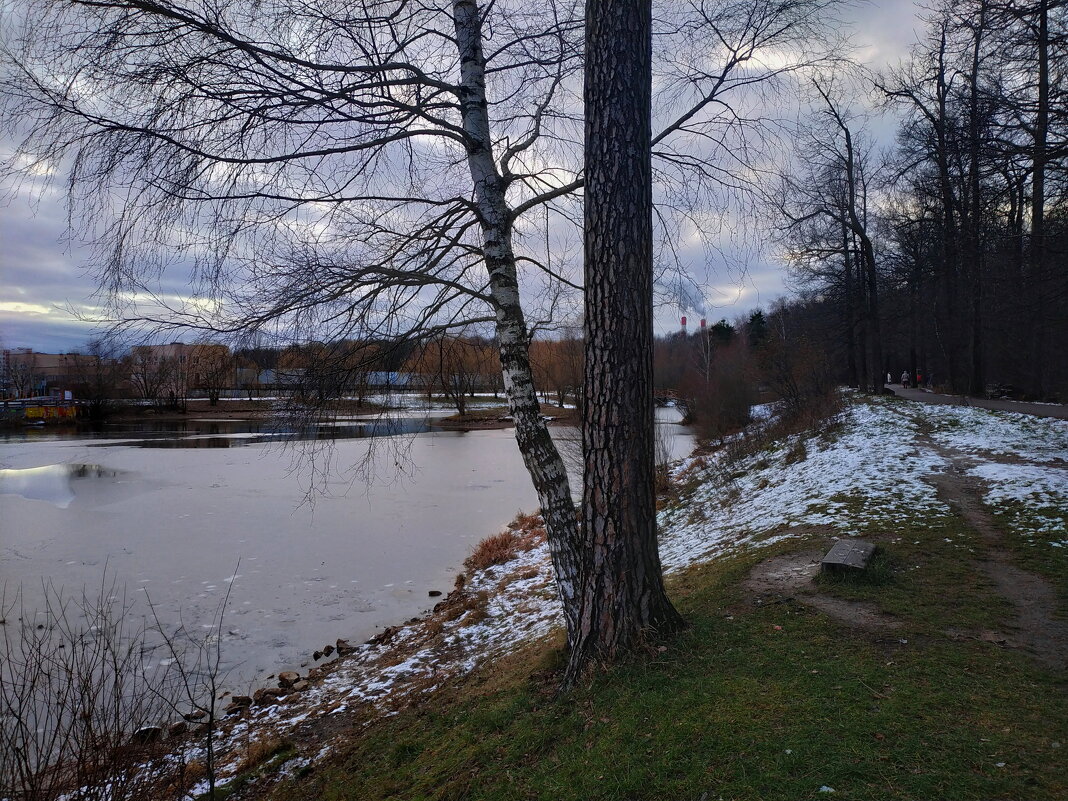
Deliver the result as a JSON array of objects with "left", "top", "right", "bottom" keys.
[{"left": 451, "top": 0, "right": 582, "bottom": 637}]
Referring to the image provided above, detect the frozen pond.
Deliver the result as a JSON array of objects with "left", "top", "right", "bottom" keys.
[{"left": 0, "top": 407, "right": 694, "bottom": 688}]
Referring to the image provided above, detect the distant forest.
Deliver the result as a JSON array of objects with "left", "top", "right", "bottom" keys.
[{"left": 772, "top": 0, "right": 1066, "bottom": 401}]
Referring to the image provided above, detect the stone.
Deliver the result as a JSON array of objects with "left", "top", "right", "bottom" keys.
[
  {"left": 253, "top": 687, "right": 287, "bottom": 705},
  {"left": 821, "top": 540, "right": 877, "bottom": 573},
  {"left": 290, "top": 680, "right": 310, "bottom": 692},
  {"left": 277, "top": 671, "right": 300, "bottom": 688},
  {"left": 131, "top": 726, "right": 162, "bottom": 745},
  {"left": 313, "top": 650, "right": 323, "bottom": 660},
  {"left": 167, "top": 721, "right": 188, "bottom": 738},
  {"left": 429, "top": 590, "right": 442, "bottom": 597},
  {"left": 183, "top": 710, "right": 207, "bottom": 722},
  {"left": 335, "top": 639, "right": 354, "bottom": 656},
  {"left": 322, "top": 644, "right": 335, "bottom": 657},
  {"left": 365, "top": 627, "right": 398, "bottom": 646},
  {"left": 224, "top": 695, "right": 253, "bottom": 716}
]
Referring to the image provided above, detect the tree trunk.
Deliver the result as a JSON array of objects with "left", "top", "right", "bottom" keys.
[
  {"left": 933, "top": 29, "right": 965, "bottom": 393},
  {"left": 452, "top": 0, "right": 583, "bottom": 639},
  {"left": 566, "top": 0, "right": 684, "bottom": 685},
  {"left": 1029, "top": 0, "right": 1049, "bottom": 397},
  {"left": 965, "top": 0, "right": 987, "bottom": 397},
  {"left": 842, "top": 224, "right": 860, "bottom": 388}
]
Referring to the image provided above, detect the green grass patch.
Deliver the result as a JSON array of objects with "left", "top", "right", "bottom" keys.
[
  {"left": 265, "top": 532, "right": 1066, "bottom": 801},
  {"left": 989, "top": 501, "right": 1068, "bottom": 611},
  {"left": 814, "top": 548, "right": 896, "bottom": 588}
]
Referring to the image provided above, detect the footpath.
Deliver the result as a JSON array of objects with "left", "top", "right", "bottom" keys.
[{"left": 888, "top": 384, "right": 1068, "bottom": 420}]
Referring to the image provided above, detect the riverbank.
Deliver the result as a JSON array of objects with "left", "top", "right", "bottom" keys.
[
  {"left": 106, "top": 397, "right": 393, "bottom": 423},
  {"left": 124, "top": 394, "right": 1066, "bottom": 801},
  {"left": 435, "top": 403, "right": 580, "bottom": 430}
]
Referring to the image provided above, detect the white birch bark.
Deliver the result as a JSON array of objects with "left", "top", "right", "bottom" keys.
[{"left": 452, "top": 0, "right": 582, "bottom": 637}]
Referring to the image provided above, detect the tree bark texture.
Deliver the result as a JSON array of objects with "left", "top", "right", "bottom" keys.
[
  {"left": 568, "top": 0, "right": 684, "bottom": 683},
  {"left": 1029, "top": 0, "right": 1050, "bottom": 396},
  {"left": 452, "top": 0, "right": 583, "bottom": 639}
]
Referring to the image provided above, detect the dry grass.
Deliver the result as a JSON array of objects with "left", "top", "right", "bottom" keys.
[
  {"left": 166, "top": 759, "right": 207, "bottom": 796},
  {"left": 465, "top": 514, "right": 545, "bottom": 572},
  {"left": 509, "top": 511, "right": 542, "bottom": 531},
  {"left": 424, "top": 590, "right": 491, "bottom": 638},
  {"left": 236, "top": 737, "right": 287, "bottom": 774}
]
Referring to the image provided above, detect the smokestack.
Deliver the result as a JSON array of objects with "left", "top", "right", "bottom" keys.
[
  {"left": 700, "top": 318, "right": 707, "bottom": 330},
  {"left": 681, "top": 315, "right": 687, "bottom": 331}
]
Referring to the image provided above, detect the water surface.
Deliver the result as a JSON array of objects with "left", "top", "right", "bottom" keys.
[{"left": 0, "top": 409, "right": 693, "bottom": 687}]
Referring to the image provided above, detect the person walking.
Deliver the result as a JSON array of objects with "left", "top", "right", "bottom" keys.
[{"left": 901, "top": 370, "right": 910, "bottom": 388}]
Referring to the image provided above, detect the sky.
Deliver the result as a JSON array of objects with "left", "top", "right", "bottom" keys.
[{"left": 0, "top": 0, "right": 924, "bottom": 354}]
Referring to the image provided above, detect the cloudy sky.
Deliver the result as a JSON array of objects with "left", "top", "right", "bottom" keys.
[{"left": 0, "top": 0, "right": 923, "bottom": 353}]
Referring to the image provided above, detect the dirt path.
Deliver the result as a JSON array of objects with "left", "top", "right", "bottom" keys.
[
  {"left": 888, "top": 385, "right": 1068, "bottom": 420},
  {"left": 744, "top": 416, "right": 1067, "bottom": 671},
  {"left": 744, "top": 543, "right": 902, "bottom": 632},
  {"left": 917, "top": 429, "right": 1068, "bottom": 672}
]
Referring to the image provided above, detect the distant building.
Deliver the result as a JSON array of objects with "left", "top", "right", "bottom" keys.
[{"left": 1, "top": 349, "right": 99, "bottom": 398}]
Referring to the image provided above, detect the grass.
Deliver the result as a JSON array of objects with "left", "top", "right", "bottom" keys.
[
  {"left": 200, "top": 741, "right": 297, "bottom": 801},
  {"left": 989, "top": 501, "right": 1068, "bottom": 610},
  {"left": 465, "top": 515, "right": 545, "bottom": 571},
  {"left": 263, "top": 522, "right": 1067, "bottom": 801}
]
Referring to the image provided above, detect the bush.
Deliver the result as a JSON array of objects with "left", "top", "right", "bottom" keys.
[
  {"left": 0, "top": 582, "right": 186, "bottom": 801},
  {"left": 679, "top": 341, "right": 757, "bottom": 441}
]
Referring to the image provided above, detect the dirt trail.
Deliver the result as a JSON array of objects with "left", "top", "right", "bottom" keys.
[
  {"left": 888, "top": 385, "right": 1068, "bottom": 420},
  {"left": 744, "top": 546, "right": 901, "bottom": 631},
  {"left": 918, "top": 430, "right": 1068, "bottom": 672}
]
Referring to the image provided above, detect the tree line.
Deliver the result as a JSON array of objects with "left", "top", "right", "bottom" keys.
[{"left": 778, "top": 0, "right": 1066, "bottom": 400}]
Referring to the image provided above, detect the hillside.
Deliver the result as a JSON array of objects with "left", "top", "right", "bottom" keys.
[{"left": 160, "top": 395, "right": 1068, "bottom": 800}]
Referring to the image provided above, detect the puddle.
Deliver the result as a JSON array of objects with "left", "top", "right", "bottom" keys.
[{"left": 0, "top": 463, "right": 122, "bottom": 508}]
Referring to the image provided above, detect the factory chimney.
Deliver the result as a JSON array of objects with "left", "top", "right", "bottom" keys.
[
  {"left": 681, "top": 316, "right": 687, "bottom": 333},
  {"left": 700, "top": 318, "right": 707, "bottom": 330}
]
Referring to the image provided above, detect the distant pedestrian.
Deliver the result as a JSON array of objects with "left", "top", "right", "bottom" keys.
[
  {"left": 886, "top": 372, "right": 892, "bottom": 385},
  {"left": 901, "top": 370, "right": 910, "bottom": 388}
]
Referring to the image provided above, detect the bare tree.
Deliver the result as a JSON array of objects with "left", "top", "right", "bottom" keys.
[
  {"left": 410, "top": 332, "right": 497, "bottom": 415},
  {"left": 126, "top": 348, "right": 173, "bottom": 409},
  {"left": 776, "top": 81, "right": 885, "bottom": 394},
  {"left": 6, "top": 350, "right": 39, "bottom": 398},
  {"left": 0, "top": 581, "right": 184, "bottom": 801},
  {"left": 189, "top": 343, "right": 234, "bottom": 406},
  {"left": 1, "top": 0, "right": 849, "bottom": 677}
]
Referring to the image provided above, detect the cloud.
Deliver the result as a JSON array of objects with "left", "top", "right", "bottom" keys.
[{"left": 0, "top": 0, "right": 923, "bottom": 352}]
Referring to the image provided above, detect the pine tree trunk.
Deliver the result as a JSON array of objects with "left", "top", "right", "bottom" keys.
[{"left": 566, "top": 0, "right": 684, "bottom": 685}]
